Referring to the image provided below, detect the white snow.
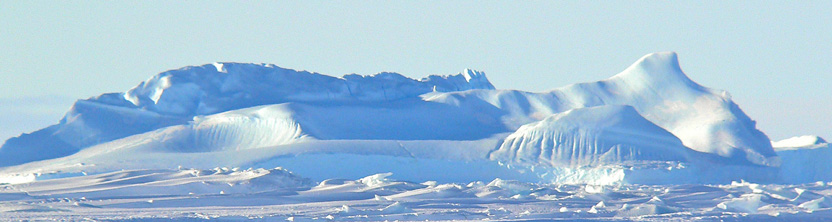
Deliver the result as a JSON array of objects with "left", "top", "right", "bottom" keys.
[
  {"left": 2, "top": 52, "right": 777, "bottom": 168},
  {"left": 421, "top": 52, "right": 777, "bottom": 166},
  {"left": 2, "top": 169, "right": 832, "bottom": 220},
  {"left": 772, "top": 135, "right": 828, "bottom": 149},
  {"left": 0, "top": 52, "right": 828, "bottom": 220}
]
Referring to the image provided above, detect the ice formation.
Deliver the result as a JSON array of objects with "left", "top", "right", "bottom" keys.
[
  {"left": 772, "top": 136, "right": 832, "bottom": 183},
  {"left": 2, "top": 52, "right": 831, "bottom": 220},
  {"left": 0, "top": 52, "right": 817, "bottom": 185},
  {"left": 772, "top": 135, "right": 828, "bottom": 149},
  {"left": 3, "top": 169, "right": 832, "bottom": 220},
  {"left": 490, "top": 105, "right": 693, "bottom": 166},
  {"left": 0, "top": 65, "right": 494, "bottom": 165}
]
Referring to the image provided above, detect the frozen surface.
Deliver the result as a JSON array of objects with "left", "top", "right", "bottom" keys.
[
  {"left": 0, "top": 52, "right": 828, "bottom": 220},
  {"left": 2, "top": 52, "right": 776, "bottom": 169},
  {"left": 2, "top": 169, "right": 832, "bottom": 221}
]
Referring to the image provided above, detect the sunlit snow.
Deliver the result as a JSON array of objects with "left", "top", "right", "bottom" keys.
[{"left": 2, "top": 52, "right": 831, "bottom": 220}]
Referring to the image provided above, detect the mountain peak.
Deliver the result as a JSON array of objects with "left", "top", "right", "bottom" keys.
[
  {"left": 610, "top": 52, "right": 697, "bottom": 88},
  {"left": 460, "top": 69, "right": 495, "bottom": 90},
  {"left": 631, "top": 51, "right": 681, "bottom": 71}
]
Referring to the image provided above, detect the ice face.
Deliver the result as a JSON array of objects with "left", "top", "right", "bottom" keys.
[{"left": 490, "top": 105, "right": 692, "bottom": 167}]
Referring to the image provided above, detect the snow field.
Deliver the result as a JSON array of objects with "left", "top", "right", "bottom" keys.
[{"left": 3, "top": 168, "right": 832, "bottom": 221}]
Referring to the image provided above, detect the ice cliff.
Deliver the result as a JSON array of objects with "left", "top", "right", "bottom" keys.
[{"left": 490, "top": 105, "right": 693, "bottom": 167}]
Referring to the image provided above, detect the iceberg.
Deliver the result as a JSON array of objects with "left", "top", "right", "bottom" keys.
[{"left": 0, "top": 52, "right": 783, "bottom": 184}]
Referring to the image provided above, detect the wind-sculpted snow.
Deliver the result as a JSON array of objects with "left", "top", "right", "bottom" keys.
[
  {"left": 3, "top": 170, "right": 832, "bottom": 221},
  {"left": 490, "top": 105, "right": 693, "bottom": 166},
  {"left": 158, "top": 105, "right": 310, "bottom": 152}
]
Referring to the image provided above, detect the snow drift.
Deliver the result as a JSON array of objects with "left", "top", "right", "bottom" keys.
[{"left": 4, "top": 169, "right": 832, "bottom": 221}]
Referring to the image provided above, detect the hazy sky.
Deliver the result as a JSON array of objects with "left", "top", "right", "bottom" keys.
[{"left": 1, "top": 1, "right": 830, "bottom": 142}]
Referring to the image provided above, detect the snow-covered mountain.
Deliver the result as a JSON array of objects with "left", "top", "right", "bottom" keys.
[{"left": 0, "top": 52, "right": 794, "bottom": 184}]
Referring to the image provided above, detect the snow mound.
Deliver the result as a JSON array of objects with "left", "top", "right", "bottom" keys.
[
  {"left": 5, "top": 172, "right": 832, "bottom": 220},
  {"left": 772, "top": 135, "right": 828, "bottom": 149},
  {"left": 145, "top": 104, "right": 310, "bottom": 152},
  {"left": 490, "top": 105, "right": 692, "bottom": 166}
]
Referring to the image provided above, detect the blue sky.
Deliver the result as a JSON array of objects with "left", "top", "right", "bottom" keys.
[{"left": 1, "top": 1, "right": 829, "bottom": 141}]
